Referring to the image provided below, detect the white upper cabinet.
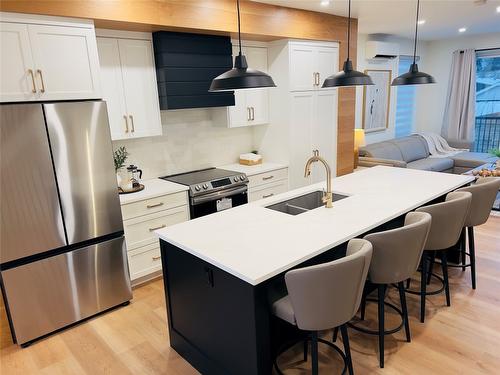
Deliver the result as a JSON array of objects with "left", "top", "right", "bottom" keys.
[
  {"left": 96, "top": 33, "right": 162, "bottom": 140},
  {"left": 0, "top": 22, "right": 35, "bottom": 102},
  {"left": 289, "top": 42, "right": 338, "bottom": 91},
  {"left": 0, "top": 13, "right": 101, "bottom": 102},
  {"left": 227, "top": 43, "right": 270, "bottom": 128}
]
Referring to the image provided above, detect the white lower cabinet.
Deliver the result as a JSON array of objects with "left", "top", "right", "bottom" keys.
[
  {"left": 247, "top": 167, "right": 289, "bottom": 202},
  {"left": 121, "top": 191, "right": 189, "bottom": 284}
]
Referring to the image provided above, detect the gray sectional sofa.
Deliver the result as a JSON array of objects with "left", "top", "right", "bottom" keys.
[{"left": 358, "top": 135, "right": 498, "bottom": 174}]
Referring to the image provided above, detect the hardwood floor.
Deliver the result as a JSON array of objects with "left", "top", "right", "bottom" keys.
[{"left": 1, "top": 216, "right": 499, "bottom": 375}]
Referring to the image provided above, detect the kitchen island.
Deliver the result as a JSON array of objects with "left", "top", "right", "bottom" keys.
[{"left": 156, "top": 166, "right": 474, "bottom": 375}]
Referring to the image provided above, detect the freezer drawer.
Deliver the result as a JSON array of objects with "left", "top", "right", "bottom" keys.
[{"left": 1, "top": 236, "right": 132, "bottom": 345}]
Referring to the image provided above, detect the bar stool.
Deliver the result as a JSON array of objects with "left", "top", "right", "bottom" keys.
[
  {"left": 344, "top": 212, "right": 431, "bottom": 368},
  {"left": 453, "top": 178, "right": 500, "bottom": 289},
  {"left": 411, "top": 191, "right": 472, "bottom": 323},
  {"left": 272, "top": 239, "right": 372, "bottom": 375}
]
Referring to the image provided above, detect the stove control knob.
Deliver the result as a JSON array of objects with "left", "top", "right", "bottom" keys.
[
  {"left": 239, "top": 175, "right": 245, "bottom": 181},
  {"left": 203, "top": 184, "right": 209, "bottom": 189},
  {"left": 233, "top": 177, "right": 238, "bottom": 182},
  {"left": 195, "top": 185, "right": 201, "bottom": 191}
]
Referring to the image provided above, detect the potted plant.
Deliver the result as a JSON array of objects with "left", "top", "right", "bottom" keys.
[
  {"left": 113, "top": 146, "right": 130, "bottom": 190},
  {"left": 489, "top": 148, "right": 500, "bottom": 170}
]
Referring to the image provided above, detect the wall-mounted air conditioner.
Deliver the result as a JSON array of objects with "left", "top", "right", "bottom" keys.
[{"left": 366, "top": 41, "right": 399, "bottom": 59}]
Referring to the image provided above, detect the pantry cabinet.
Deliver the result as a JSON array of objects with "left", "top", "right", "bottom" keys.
[
  {"left": 0, "top": 13, "right": 101, "bottom": 102},
  {"left": 226, "top": 43, "right": 270, "bottom": 128},
  {"left": 97, "top": 32, "right": 162, "bottom": 140}
]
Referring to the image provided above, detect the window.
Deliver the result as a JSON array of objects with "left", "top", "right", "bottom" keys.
[
  {"left": 394, "top": 56, "right": 417, "bottom": 138},
  {"left": 475, "top": 49, "right": 500, "bottom": 152}
]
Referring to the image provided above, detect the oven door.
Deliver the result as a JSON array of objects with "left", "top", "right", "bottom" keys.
[{"left": 190, "top": 185, "right": 248, "bottom": 219}]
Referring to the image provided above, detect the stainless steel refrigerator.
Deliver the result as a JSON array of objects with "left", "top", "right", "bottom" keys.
[{"left": 0, "top": 101, "right": 132, "bottom": 346}]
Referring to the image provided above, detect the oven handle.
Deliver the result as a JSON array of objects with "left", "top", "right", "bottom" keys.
[{"left": 191, "top": 185, "right": 248, "bottom": 205}]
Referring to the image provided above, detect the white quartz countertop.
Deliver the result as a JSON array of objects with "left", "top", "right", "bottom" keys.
[
  {"left": 218, "top": 162, "right": 287, "bottom": 176},
  {"left": 156, "top": 167, "right": 474, "bottom": 285},
  {"left": 119, "top": 178, "right": 188, "bottom": 205}
]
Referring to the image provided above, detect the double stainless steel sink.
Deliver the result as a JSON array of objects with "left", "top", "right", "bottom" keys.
[{"left": 265, "top": 190, "right": 348, "bottom": 215}]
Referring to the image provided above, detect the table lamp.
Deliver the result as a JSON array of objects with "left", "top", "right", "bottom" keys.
[{"left": 354, "top": 129, "right": 366, "bottom": 169}]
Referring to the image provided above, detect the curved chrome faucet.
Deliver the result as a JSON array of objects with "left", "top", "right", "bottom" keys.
[{"left": 304, "top": 150, "right": 333, "bottom": 208}]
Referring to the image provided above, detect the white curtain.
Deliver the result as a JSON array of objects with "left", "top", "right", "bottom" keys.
[{"left": 441, "top": 49, "right": 476, "bottom": 142}]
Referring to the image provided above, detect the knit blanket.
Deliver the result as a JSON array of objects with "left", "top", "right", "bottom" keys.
[{"left": 416, "top": 132, "right": 469, "bottom": 158}]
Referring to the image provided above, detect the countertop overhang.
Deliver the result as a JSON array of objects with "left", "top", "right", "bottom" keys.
[{"left": 156, "top": 166, "right": 475, "bottom": 285}]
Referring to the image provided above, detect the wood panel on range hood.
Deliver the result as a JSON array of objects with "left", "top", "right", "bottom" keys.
[{"left": 0, "top": 0, "right": 358, "bottom": 175}]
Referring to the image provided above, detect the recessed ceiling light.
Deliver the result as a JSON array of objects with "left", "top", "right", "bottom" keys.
[
  {"left": 418, "top": 20, "right": 426, "bottom": 25},
  {"left": 320, "top": 0, "right": 330, "bottom": 6},
  {"left": 496, "top": 5, "right": 500, "bottom": 13},
  {"left": 459, "top": 27, "right": 467, "bottom": 33}
]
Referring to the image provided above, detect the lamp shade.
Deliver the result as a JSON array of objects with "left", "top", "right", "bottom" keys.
[
  {"left": 354, "top": 128, "right": 366, "bottom": 148},
  {"left": 209, "top": 53, "right": 276, "bottom": 92},
  {"left": 392, "top": 63, "right": 435, "bottom": 86},
  {"left": 322, "top": 60, "right": 374, "bottom": 88}
]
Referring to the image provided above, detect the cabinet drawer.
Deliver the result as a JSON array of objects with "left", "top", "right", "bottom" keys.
[
  {"left": 248, "top": 180, "right": 288, "bottom": 202},
  {"left": 121, "top": 191, "right": 188, "bottom": 220},
  {"left": 248, "top": 168, "right": 288, "bottom": 189},
  {"left": 123, "top": 206, "right": 189, "bottom": 250},
  {"left": 128, "top": 243, "right": 162, "bottom": 281}
]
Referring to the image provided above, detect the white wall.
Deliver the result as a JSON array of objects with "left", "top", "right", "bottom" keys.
[
  {"left": 355, "top": 33, "right": 427, "bottom": 144},
  {"left": 112, "top": 108, "right": 256, "bottom": 178},
  {"left": 416, "top": 32, "right": 500, "bottom": 134}
]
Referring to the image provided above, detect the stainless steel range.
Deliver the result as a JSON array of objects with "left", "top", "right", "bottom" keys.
[{"left": 160, "top": 168, "right": 249, "bottom": 218}]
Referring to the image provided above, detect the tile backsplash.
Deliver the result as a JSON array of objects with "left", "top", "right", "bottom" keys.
[{"left": 112, "top": 108, "right": 256, "bottom": 179}]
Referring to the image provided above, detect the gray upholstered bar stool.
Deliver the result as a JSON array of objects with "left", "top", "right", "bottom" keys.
[
  {"left": 411, "top": 191, "right": 472, "bottom": 323},
  {"left": 272, "top": 239, "right": 372, "bottom": 375},
  {"left": 453, "top": 178, "right": 500, "bottom": 289},
  {"left": 345, "top": 212, "right": 431, "bottom": 369}
]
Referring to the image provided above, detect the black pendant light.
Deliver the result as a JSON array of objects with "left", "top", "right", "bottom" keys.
[
  {"left": 209, "top": 0, "right": 276, "bottom": 91},
  {"left": 322, "top": 0, "right": 373, "bottom": 88},
  {"left": 392, "top": 0, "right": 435, "bottom": 86}
]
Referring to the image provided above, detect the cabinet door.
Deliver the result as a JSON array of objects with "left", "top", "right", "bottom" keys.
[
  {"left": 96, "top": 37, "right": 129, "bottom": 140},
  {"left": 245, "top": 46, "right": 270, "bottom": 125},
  {"left": 290, "top": 44, "right": 316, "bottom": 91},
  {"left": 118, "top": 39, "right": 162, "bottom": 138},
  {"left": 28, "top": 25, "right": 101, "bottom": 100},
  {"left": 311, "top": 90, "right": 338, "bottom": 183},
  {"left": 289, "top": 92, "right": 315, "bottom": 189},
  {"left": 0, "top": 22, "right": 37, "bottom": 102},
  {"left": 316, "top": 47, "right": 339, "bottom": 90}
]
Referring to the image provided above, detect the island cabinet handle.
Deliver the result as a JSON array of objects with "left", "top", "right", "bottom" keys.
[
  {"left": 262, "top": 193, "right": 274, "bottom": 198},
  {"left": 149, "top": 224, "right": 166, "bottom": 232},
  {"left": 152, "top": 256, "right": 161, "bottom": 261},
  {"left": 204, "top": 267, "right": 214, "bottom": 287},
  {"left": 37, "top": 69, "right": 46, "bottom": 93},
  {"left": 28, "top": 69, "right": 37, "bottom": 93},
  {"left": 147, "top": 202, "right": 164, "bottom": 209},
  {"left": 262, "top": 175, "right": 274, "bottom": 181}
]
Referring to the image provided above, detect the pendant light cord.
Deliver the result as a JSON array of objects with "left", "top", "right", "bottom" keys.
[
  {"left": 413, "top": 0, "right": 420, "bottom": 65},
  {"left": 237, "top": 0, "right": 242, "bottom": 56},
  {"left": 347, "top": 0, "right": 351, "bottom": 61}
]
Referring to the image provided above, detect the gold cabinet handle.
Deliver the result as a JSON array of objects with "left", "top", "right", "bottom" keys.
[
  {"left": 129, "top": 114, "right": 135, "bottom": 133},
  {"left": 313, "top": 72, "right": 317, "bottom": 86},
  {"left": 247, "top": 107, "right": 251, "bottom": 121},
  {"left": 317, "top": 72, "right": 321, "bottom": 86},
  {"left": 36, "top": 69, "right": 45, "bottom": 93},
  {"left": 124, "top": 115, "right": 129, "bottom": 133},
  {"left": 149, "top": 224, "right": 166, "bottom": 232},
  {"left": 262, "top": 175, "right": 274, "bottom": 181},
  {"left": 152, "top": 256, "right": 161, "bottom": 261},
  {"left": 146, "top": 202, "right": 164, "bottom": 209},
  {"left": 28, "top": 69, "right": 37, "bottom": 93},
  {"left": 251, "top": 107, "right": 255, "bottom": 121},
  {"left": 262, "top": 193, "right": 274, "bottom": 198}
]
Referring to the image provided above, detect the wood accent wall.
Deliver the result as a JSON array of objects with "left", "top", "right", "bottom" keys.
[{"left": 1, "top": 0, "right": 358, "bottom": 175}]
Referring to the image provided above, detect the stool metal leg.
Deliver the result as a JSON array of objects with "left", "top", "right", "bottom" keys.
[
  {"left": 303, "top": 339, "right": 308, "bottom": 362},
  {"left": 332, "top": 326, "right": 339, "bottom": 342},
  {"left": 360, "top": 293, "right": 367, "bottom": 321},
  {"left": 460, "top": 227, "right": 467, "bottom": 272},
  {"left": 440, "top": 251, "right": 451, "bottom": 306},
  {"left": 340, "top": 324, "right": 354, "bottom": 375},
  {"left": 311, "top": 331, "right": 319, "bottom": 375},
  {"left": 420, "top": 253, "right": 427, "bottom": 323},
  {"left": 426, "top": 251, "right": 435, "bottom": 285},
  {"left": 377, "top": 284, "right": 386, "bottom": 368},
  {"left": 398, "top": 281, "right": 411, "bottom": 342},
  {"left": 468, "top": 226, "right": 477, "bottom": 290}
]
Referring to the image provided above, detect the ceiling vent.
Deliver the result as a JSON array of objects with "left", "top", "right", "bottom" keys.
[{"left": 366, "top": 41, "right": 399, "bottom": 59}]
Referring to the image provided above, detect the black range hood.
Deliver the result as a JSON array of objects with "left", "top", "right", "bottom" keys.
[{"left": 153, "top": 31, "right": 235, "bottom": 110}]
